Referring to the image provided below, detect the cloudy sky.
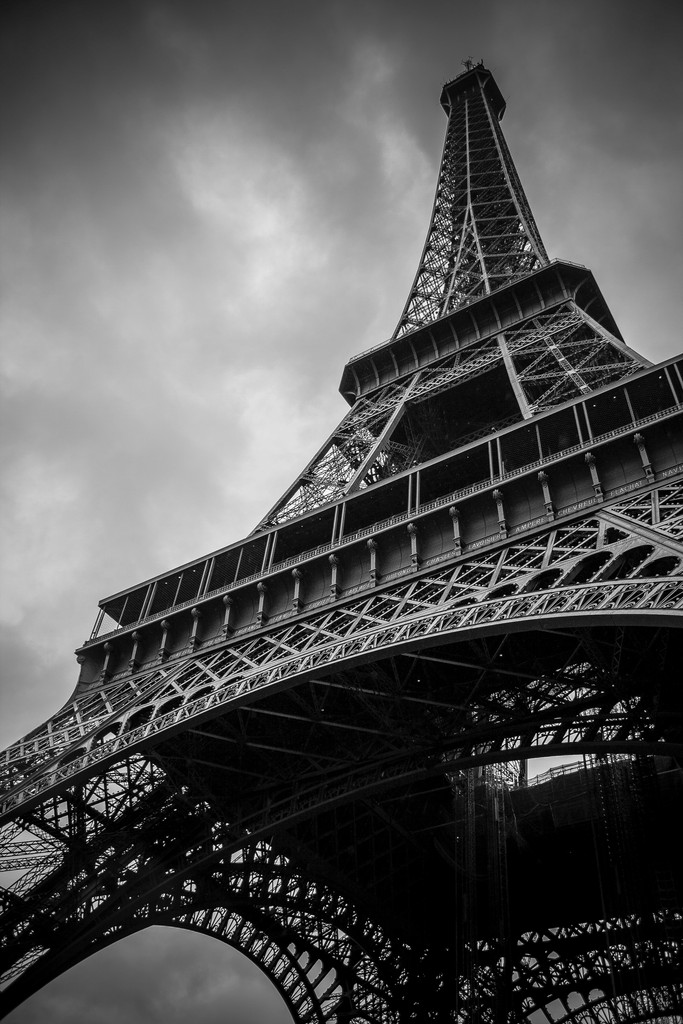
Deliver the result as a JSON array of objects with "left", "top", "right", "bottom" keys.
[{"left": 2, "top": 0, "right": 682, "bottom": 1019}]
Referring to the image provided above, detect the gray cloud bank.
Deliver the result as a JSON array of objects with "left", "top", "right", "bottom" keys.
[{"left": 6, "top": 927, "right": 291, "bottom": 1023}]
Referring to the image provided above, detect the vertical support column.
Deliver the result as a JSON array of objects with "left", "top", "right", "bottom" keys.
[
  {"left": 292, "top": 568, "right": 304, "bottom": 613},
  {"left": 492, "top": 489, "right": 507, "bottom": 538},
  {"left": 331, "top": 505, "right": 340, "bottom": 547},
  {"left": 367, "top": 538, "right": 379, "bottom": 584},
  {"left": 260, "top": 534, "right": 272, "bottom": 573},
  {"left": 189, "top": 607, "right": 202, "bottom": 650},
  {"left": 159, "top": 620, "right": 171, "bottom": 661},
  {"left": 329, "top": 554, "right": 341, "bottom": 599},
  {"left": 585, "top": 452, "right": 603, "bottom": 499},
  {"left": 140, "top": 583, "right": 156, "bottom": 620},
  {"left": 268, "top": 532, "right": 278, "bottom": 570},
  {"left": 407, "top": 522, "right": 421, "bottom": 569},
  {"left": 222, "top": 595, "right": 234, "bottom": 638},
  {"left": 101, "top": 642, "right": 114, "bottom": 682},
  {"left": 534, "top": 422, "right": 544, "bottom": 460},
  {"left": 664, "top": 363, "right": 683, "bottom": 403},
  {"left": 198, "top": 558, "right": 213, "bottom": 597},
  {"left": 652, "top": 488, "right": 660, "bottom": 525},
  {"left": 449, "top": 506, "right": 462, "bottom": 555},
  {"left": 257, "top": 582, "right": 268, "bottom": 626},
  {"left": 537, "top": 470, "right": 555, "bottom": 520},
  {"left": 623, "top": 386, "right": 637, "bottom": 424},
  {"left": 582, "top": 403, "right": 594, "bottom": 441},
  {"left": 233, "top": 547, "right": 244, "bottom": 583},
  {"left": 573, "top": 404, "right": 586, "bottom": 444},
  {"left": 488, "top": 439, "right": 496, "bottom": 480},
  {"left": 129, "top": 631, "right": 142, "bottom": 672},
  {"left": 633, "top": 433, "right": 654, "bottom": 482},
  {"left": 171, "top": 574, "right": 183, "bottom": 609},
  {"left": 91, "top": 607, "right": 105, "bottom": 641},
  {"left": 338, "top": 503, "right": 347, "bottom": 542}
]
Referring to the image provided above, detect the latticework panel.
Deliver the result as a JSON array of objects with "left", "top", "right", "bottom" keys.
[
  {"left": 259, "top": 339, "right": 509, "bottom": 528},
  {"left": 505, "top": 303, "right": 643, "bottom": 413},
  {"left": 3, "top": 481, "right": 682, "bottom": 816},
  {"left": 257, "top": 378, "right": 416, "bottom": 527},
  {"left": 258, "top": 309, "right": 649, "bottom": 529},
  {"left": 393, "top": 67, "right": 547, "bottom": 338}
]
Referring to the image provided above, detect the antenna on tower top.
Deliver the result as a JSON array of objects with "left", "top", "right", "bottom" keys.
[{"left": 461, "top": 57, "right": 485, "bottom": 72}]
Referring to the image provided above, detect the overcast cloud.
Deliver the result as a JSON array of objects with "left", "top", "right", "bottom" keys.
[{"left": 2, "top": 0, "right": 682, "bottom": 1020}]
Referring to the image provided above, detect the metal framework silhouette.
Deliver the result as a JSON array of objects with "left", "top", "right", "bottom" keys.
[{"left": 1, "top": 63, "right": 682, "bottom": 1023}]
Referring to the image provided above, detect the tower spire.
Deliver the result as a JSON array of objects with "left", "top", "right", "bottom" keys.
[{"left": 393, "top": 64, "right": 548, "bottom": 338}]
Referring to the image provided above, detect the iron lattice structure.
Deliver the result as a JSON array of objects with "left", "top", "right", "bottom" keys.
[{"left": 1, "top": 63, "right": 682, "bottom": 1023}]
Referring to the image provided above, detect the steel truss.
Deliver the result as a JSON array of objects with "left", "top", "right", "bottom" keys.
[
  {"left": 2, "top": 63, "right": 682, "bottom": 1023},
  {"left": 3, "top": 481, "right": 683, "bottom": 814},
  {"left": 392, "top": 64, "right": 547, "bottom": 337},
  {"left": 259, "top": 300, "right": 643, "bottom": 528}
]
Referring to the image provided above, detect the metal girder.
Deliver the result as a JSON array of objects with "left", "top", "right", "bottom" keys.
[{"left": 3, "top": 487, "right": 683, "bottom": 818}]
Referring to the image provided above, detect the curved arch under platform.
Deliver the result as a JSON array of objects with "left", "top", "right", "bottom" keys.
[
  {"left": 1, "top": 612, "right": 681, "bottom": 1020},
  {"left": 3, "top": 827, "right": 682, "bottom": 1022}
]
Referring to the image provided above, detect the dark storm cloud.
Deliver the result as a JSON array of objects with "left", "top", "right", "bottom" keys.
[
  {"left": 1, "top": 0, "right": 440, "bottom": 749},
  {"left": 2, "top": 1, "right": 682, "bottom": 1021}
]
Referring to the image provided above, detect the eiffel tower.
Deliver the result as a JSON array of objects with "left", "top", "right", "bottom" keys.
[{"left": 1, "top": 62, "right": 682, "bottom": 1022}]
